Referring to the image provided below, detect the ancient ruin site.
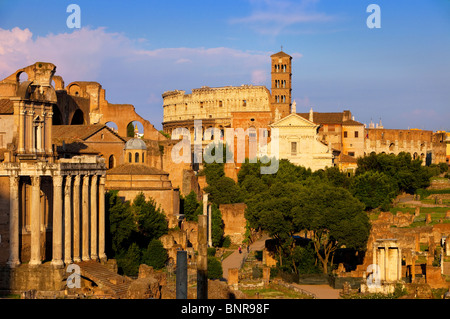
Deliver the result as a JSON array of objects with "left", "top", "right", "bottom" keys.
[{"left": 0, "top": 1, "right": 449, "bottom": 306}]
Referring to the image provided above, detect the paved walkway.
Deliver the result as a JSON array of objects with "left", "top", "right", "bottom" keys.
[
  {"left": 221, "top": 235, "right": 341, "bottom": 299},
  {"left": 221, "top": 235, "right": 267, "bottom": 280},
  {"left": 291, "top": 284, "right": 340, "bottom": 299}
]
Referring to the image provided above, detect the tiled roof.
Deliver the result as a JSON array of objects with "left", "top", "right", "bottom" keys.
[
  {"left": 271, "top": 51, "right": 292, "bottom": 58},
  {"left": 52, "top": 125, "right": 126, "bottom": 142},
  {"left": 297, "top": 112, "right": 363, "bottom": 126},
  {"left": 339, "top": 153, "right": 358, "bottom": 163},
  {"left": 54, "top": 140, "right": 100, "bottom": 155},
  {"left": 107, "top": 164, "right": 168, "bottom": 175}
]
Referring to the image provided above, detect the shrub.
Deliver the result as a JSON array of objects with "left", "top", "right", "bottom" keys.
[
  {"left": 222, "top": 236, "right": 231, "bottom": 248},
  {"left": 207, "top": 256, "right": 223, "bottom": 279}
]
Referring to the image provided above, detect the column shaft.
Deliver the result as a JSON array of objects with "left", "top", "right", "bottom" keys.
[
  {"left": 98, "top": 176, "right": 106, "bottom": 260},
  {"left": 72, "top": 175, "right": 81, "bottom": 262},
  {"left": 82, "top": 175, "right": 90, "bottom": 261},
  {"left": 29, "top": 175, "right": 41, "bottom": 266},
  {"left": 64, "top": 176, "right": 72, "bottom": 264},
  {"left": 7, "top": 175, "right": 20, "bottom": 267},
  {"left": 51, "top": 175, "right": 64, "bottom": 267},
  {"left": 90, "top": 175, "right": 98, "bottom": 260}
]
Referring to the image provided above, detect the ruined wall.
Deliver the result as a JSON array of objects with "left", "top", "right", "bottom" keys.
[
  {"left": 0, "top": 265, "right": 66, "bottom": 292},
  {"left": 0, "top": 115, "right": 14, "bottom": 149},
  {"left": 219, "top": 203, "right": 247, "bottom": 245},
  {"left": 364, "top": 128, "right": 446, "bottom": 164}
]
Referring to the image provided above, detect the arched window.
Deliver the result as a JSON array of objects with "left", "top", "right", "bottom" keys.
[
  {"left": 108, "top": 155, "right": 115, "bottom": 168},
  {"left": 135, "top": 152, "right": 139, "bottom": 163},
  {"left": 128, "top": 152, "right": 132, "bottom": 163},
  {"left": 142, "top": 152, "right": 145, "bottom": 163}
]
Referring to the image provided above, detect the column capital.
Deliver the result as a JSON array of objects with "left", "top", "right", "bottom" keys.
[
  {"left": 73, "top": 174, "right": 81, "bottom": 186},
  {"left": 53, "top": 175, "right": 63, "bottom": 187},
  {"left": 31, "top": 175, "right": 40, "bottom": 185},
  {"left": 82, "top": 174, "right": 90, "bottom": 186},
  {"left": 9, "top": 175, "right": 19, "bottom": 188}
]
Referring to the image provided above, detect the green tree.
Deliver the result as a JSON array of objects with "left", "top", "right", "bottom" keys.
[
  {"left": 182, "top": 191, "right": 201, "bottom": 221},
  {"left": 116, "top": 242, "right": 142, "bottom": 276},
  {"left": 127, "top": 122, "right": 135, "bottom": 137},
  {"left": 142, "top": 239, "right": 168, "bottom": 270},
  {"left": 356, "top": 152, "right": 433, "bottom": 194},
  {"left": 204, "top": 176, "right": 243, "bottom": 206},
  {"left": 106, "top": 191, "right": 169, "bottom": 276},
  {"left": 131, "top": 193, "right": 168, "bottom": 248},
  {"left": 107, "top": 190, "right": 135, "bottom": 254},
  {"left": 293, "top": 183, "right": 370, "bottom": 274},
  {"left": 211, "top": 204, "right": 224, "bottom": 247},
  {"left": 349, "top": 171, "right": 399, "bottom": 211}
]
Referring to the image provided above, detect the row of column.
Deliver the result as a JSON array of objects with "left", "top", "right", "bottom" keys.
[{"left": 7, "top": 174, "right": 106, "bottom": 268}]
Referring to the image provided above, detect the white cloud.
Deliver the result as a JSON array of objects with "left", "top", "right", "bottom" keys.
[
  {"left": 251, "top": 69, "right": 267, "bottom": 85},
  {"left": 229, "top": 0, "right": 336, "bottom": 35}
]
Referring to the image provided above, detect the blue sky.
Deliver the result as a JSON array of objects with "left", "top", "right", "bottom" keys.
[{"left": 0, "top": 0, "right": 449, "bottom": 131}]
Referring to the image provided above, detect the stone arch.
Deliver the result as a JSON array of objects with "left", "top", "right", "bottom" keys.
[
  {"left": 105, "top": 121, "right": 119, "bottom": 133},
  {"left": 17, "top": 71, "right": 29, "bottom": 84},
  {"left": 127, "top": 120, "right": 144, "bottom": 138},
  {"left": 71, "top": 109, "right": 85, "bottom": 125},
  {"left": 389, "top": 143, "right": 395, "bottom": 151},
  {"left": 52, "top": 105, "right": 63, "bottom": 125},
  {"left": 68, "top": 84, "right": 82, "bottom": 97},
  {"left": 413, "top": 152, "right": 419, "bottom": 160}
]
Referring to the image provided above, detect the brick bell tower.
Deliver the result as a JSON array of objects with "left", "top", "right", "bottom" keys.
[{"left": 270, "top": 49, "right": 292, "bottom": 119}]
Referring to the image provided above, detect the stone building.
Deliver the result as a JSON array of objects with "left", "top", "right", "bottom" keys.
[
  {"left": 105, "top": 137, "right": 180, "bottom": 228},
  {"left": 364, "top": 126, "right": 447, "bottom": 165},
  {"left": 297, "top": 109, "right": 365, "bottom": 165},
  {"left": 0, "top": 62, "right": 107, "bottom": 270},
  {"left": 162, "top": 50, "right": 337, "bottom": 172},
  {"left": 268, "top": 106, "right": 334, "bottom": 171}
]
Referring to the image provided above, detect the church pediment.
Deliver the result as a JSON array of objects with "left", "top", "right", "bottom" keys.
[{"left": 270, "top": 113, "right": 318, "bottom": 128}]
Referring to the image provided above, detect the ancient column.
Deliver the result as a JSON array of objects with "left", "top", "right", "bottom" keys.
[
  {"left": 197, "top": 214, "right": 208, "bottom": 299},
  {"left": 176, "top": 250, "right": 188, "bottom": 299},
  {"left": 98, "top": 176, "right": 107, "bottom": 261},
  {"left": 203, "top": 193, "right": 208, "bottom": 216},
  {"left": 207, "top": 204, "right": 212, "bottom": 247},
  {"left": 44, "top": 110, "right": 53, "bottom": 154},
  {"left": 72, "top": 175, "right": 81, "bottom": 262},
  {"left": 7, "top": 175, "right": 20, "bottom": 267},
  {"left": 90, "top": 175, "right": 98, "bottom": 261},
  {"left": 51, "top": 175, "right": 64, "bottom": 267},
  {"left": 26, "top": 110, "right": 34, "bottom": 153},
  {"left": 64, "top": 176, "right": 73, "bottom": 264},
  {"left": 82, "top": 175, "right": 90, "bottom": 261},
  {"left": 18, "top": 108, "right": 25, "bottom": 154},
  {"left": 29, "top": 175, "right": 41, "bottom": 266}
]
